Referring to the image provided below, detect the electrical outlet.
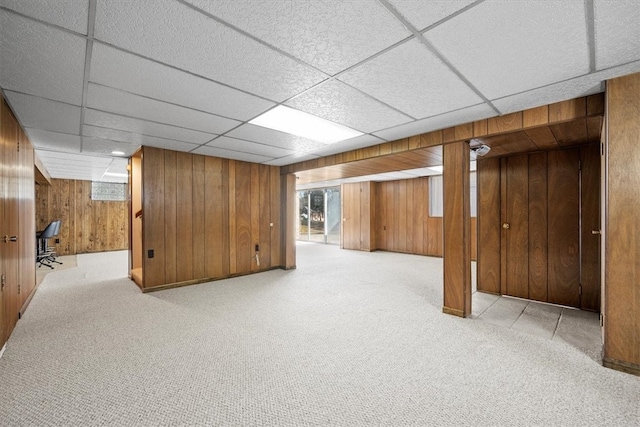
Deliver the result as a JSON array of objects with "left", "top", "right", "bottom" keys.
[{"left": 148, "top": 249, "right": 154, "bottom": 258}]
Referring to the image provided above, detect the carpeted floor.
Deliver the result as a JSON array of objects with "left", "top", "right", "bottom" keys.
[{"left": 0, "top": 244, "right": 638, "bottom": 426}]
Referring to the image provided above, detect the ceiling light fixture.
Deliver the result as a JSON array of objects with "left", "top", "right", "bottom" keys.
[
  {"left": 111, "top": 150, "right": 126, "bottom": 156},
  {"left": 428, "top": 165, "right": 443, "bottom": 173},
  {"left": 103, "top": 172, "right": 128, "bottom": 178},
  {"left": 249, "top": 105, "right": 363, "bottom": 144}
]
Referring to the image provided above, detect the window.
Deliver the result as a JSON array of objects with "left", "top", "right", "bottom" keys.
[{"left": 91, "top": 182, "right": 126, "bottom": 201}]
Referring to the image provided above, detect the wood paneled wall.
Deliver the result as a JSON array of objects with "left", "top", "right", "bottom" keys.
[
  {"left": 477, "top": 146, "right": 600, "bottom": 311},
  {"left": 1, "top": 97, "right": 36, "bottom": 348},
  {"left": 340, "top": 177, "right": 477, "bottom": 259},
  {"left": 603, "top": 73, "right": 640, "bottom": 375},
  {"left": 376, "top": 178, "right": 445, "bottom": 257},
  {"left": 140, "top": 147, "right": 282, "bottom": 290},
  {"left": 35, "top": 179, "right": 128, "bottom": 255},
  {"left": 341, "top": 182, "right": 376, "bottom": 251}
]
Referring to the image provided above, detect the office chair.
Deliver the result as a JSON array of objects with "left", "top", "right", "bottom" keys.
[{"left": 36, "top": 220, "right": 58, "bottom": 269}]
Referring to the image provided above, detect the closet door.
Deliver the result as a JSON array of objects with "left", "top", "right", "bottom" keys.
[
  {"left": 547, "top": 149, "right": 581, "bottom": 307},
  {"left": 1, "top": 101, "right": 20, "bottom": 344},
  {"left": 501, "top": 155, "right": 529, "bottom": 299}
]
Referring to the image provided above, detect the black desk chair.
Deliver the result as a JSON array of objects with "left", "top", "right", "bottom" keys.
[{"left": 36, "top": 220, "right": 62, "bottom": 268}]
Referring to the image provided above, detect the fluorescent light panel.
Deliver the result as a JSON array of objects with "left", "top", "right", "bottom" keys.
[{"left": 249, "top": 105, "right": 363, "bottom": 144}]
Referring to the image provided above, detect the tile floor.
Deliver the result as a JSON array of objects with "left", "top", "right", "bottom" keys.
[{"left": 471, "top": 291, "right": 603, "bottom": 361}]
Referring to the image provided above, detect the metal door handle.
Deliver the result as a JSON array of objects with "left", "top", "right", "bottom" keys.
[
  {"left": 591, "top": 230, "right": 601, "bottom": 235},
  {"left": 502, "top": 223, "right": 510, "bottom": 229},
  {"left": 3, "top": 235, "right": 18, "bottom": 243}
]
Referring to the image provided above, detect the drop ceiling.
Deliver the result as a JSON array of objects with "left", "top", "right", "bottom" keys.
[{"left": 1, "top": 0, "right": 639, "bottom": 184}]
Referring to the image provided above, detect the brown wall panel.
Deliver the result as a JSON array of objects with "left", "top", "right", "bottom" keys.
[
  {"left": 136, "top": 147, "right": 284, "bottom": 290},
  {"left": 142, "top": 147, "right": 166, "bottom": 288},
  {"left": 604, "top": 73, "right": 640, "bottom": 373},
  {"left": 528, "top": 152, "right": 548, "bottom": 302},
  {"left": 176, "top": 152, "right": 194, "bottom": 282},
  {"left": 35, "top": 179, "right": 128, "bottom": 256},
  {"left": 504, "top": 155, "right": 529, "bottom": 299},
  {"left": 547, "top": 149, "right": 580, "bottom": 307},
  {"left": 192, "top": 155, "right": 205, "bottom": 279}
]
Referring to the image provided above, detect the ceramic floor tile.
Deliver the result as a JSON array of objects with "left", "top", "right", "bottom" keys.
[
  {"left": 553, "top": 308, "right": 602, "bottom": 358},
  {"left": 511, "top": 301, "right": 562, "bottom": 339},
  {"left": 471, "top": 292, "right": 500, "bottom": 318},
  {"left": 476, "top": 296, "right": 528, "bottom": 328}
]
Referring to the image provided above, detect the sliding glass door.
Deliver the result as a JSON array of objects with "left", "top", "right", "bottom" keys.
[{"left": 296, "top": 187, "right": 340, "bottom": 244}]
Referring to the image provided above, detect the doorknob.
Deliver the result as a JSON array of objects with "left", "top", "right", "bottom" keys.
[
  {"left": 502, "top": 223, "right": 510, "bottom": 229},
  {"left": 3, "top": 235, "right": 18, "bottom": 243},
  {"left": 591, "top": 230, "right": 601, "bottom": 235}
]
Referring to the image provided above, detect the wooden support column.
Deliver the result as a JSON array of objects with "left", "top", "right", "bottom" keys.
[
  {"left": 603, "top": 72, "right": 640, "bottom": 376},
  {"left": 281, "top": 174, "right": 296, "bottom": 270},
  {"left": 442, "top": 141, "right": 472, "bottom": 317}
]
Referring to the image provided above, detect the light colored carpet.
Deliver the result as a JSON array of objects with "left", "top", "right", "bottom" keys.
[{"left": 1, "top": 244, "right": 638, "bottom": 426}]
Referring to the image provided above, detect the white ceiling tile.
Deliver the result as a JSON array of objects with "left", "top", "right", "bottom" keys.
[
  {"left": 82, "top": 124, "right": 206, "bottom": 151},
  {"left": 387, "top": 0, "right": 476, "bottom": 31},
  {"left": 310, "top": 134, "right": 387, "bottom": 157},
  {"left": 227, "top": 124, "right": 327, "bottom": 153},
  {"left": 285, "top": 80, "right": 412, "bottom": 133},
  {"left": 339, "top": 39, "right": 482, "bottom": 119},
  {"left": 83, "top": 109, "right": 216, "bottom": 144},
  {"left": 425, "top": 1, "right": 589, "bottom": 100},
  {"left": 207, "top": 136, "right": 294, "bottom": 158},
  {"left": 25, "top": 128, "right": 81, "bottom": 152},
  {"left": 594, "top": 0, "right": 640, "bottom": 70},
  {"left": 94, "top": 0, "right": 327, "bottom": 102},
  {"left": 263, "top": 153, "right": 321, "bottom": 167},
  {"left": 493, "top": 60, "right": 640, "bottom": 114},
  {"left": 4, "top": 91, "right": 81, "bottom": 134},
  {"left": 0, "top": 0, "right": 89, "bottom": 34},
  {"left": 81, "top": 137, "right": 139, "bottom": 157},
  {"left": 89, "top": 43, "right": 275, "bottom": 121},
  {"left": 35, "top": 150, "right": 114, "bottom": 181},
  {"left": 373, "top": 103, "right": 496, "bottom": 141},
  {"left": 0, "top": 10, "right": 86, "bottom": 104},
  {"left": 191, "top": 145, "right": 274, "bottom": 163},
  {"left": 86, "top": 84, "right": 238, "bottom": 134},
  {"left": 186, "top": 0, "right": 410, "bottom": 76}
]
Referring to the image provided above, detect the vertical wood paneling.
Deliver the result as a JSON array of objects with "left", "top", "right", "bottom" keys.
[
  {"left": 259, "top": 165, "right": 272, "bottom": 268},
  {"left": 250, "top": 163, "right": 260, "bottom": 271},
  {"left": 235, "top": 161, "right": 252, "bottom": 273},
  {"left": 164, "top": 151, "right": 177, "bottom": 284},
  {"left": 270, "top": 165, "right": 281, "bottom": 267},
  {"left": 282, "top": 174, "right": 297, "bottom": 269},
  {"left": 413, "top": 178, "right": 425, "bottom": 254},
  {"left": 228, "top": 161, "right": 237, "bottom": 274},
  {"left": 399, "top": 180, "right": 409, "bottom": 253},
  {"left": 477, "top": 158, "right": 501, "bottom": 294},
  {"left": 580, "top": 144, "right": 601, "bottom": 311},
  {"left": 18, "top": 128, "right": 36, "bottom": 306},
  {"left": 176, "top": 152, "right": 193, "bottom": 282},
  {"left": 443, "top": 140, "right": 471, "bottom": 317},
  {"left": 35, "top": 179, "right": 128, "bottom": 255},
  {"left": 191, "top": 154, "right": 205, "bottom": 278},
  {"left": 528, "top": 152, "right": 548, "bottom": 302},
  {"left": 142, "top": 147, "right": 165, "bottom": 288},
  {"left": 204, "top": 156, "right": 223, "bottom": 278},
  {"left": 604, "top": 73, "right": 640, "bottom": 373},
  {"left": 504, "top": 155, "right": 529, "bottom": 299},
  {"left": 547, "top": 149, "right": 580, "bottom": 307}
]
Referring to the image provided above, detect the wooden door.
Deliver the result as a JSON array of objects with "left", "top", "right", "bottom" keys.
[
  {"left": 341, "top": 183, "right": 360, "bottom": 250},
  {"left": 580, "top": 144, "right": 601, "bottom": 311},
  {"left": 501, "top": 155, "right": 529, "bottom": 299},
  {"left": 548, "top": 149, "right": 581, "bottom": 307},
  {"left": 1, "top": 101, "right": 20, "bottom": 344}
]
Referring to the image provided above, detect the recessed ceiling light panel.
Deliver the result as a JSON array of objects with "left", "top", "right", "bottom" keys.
[{"left": 249, "top": 105, "right": 363, "bottom": 144}]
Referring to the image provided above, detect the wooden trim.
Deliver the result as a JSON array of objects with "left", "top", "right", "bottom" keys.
[
  {"left": 283, "top": 94, "right": 604, "bottom": 177},
  {"left": 442, "top": 306, "right": 465, "bottom": 318},
  {"left": 34, "top": 151, "right": 52, "bottom": 186},
  {"left": 140, "top": 267, "right": 283, "bottom": 293},
  {"left": 603, "top": 357, "right": 640, "bottom": 377}
]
